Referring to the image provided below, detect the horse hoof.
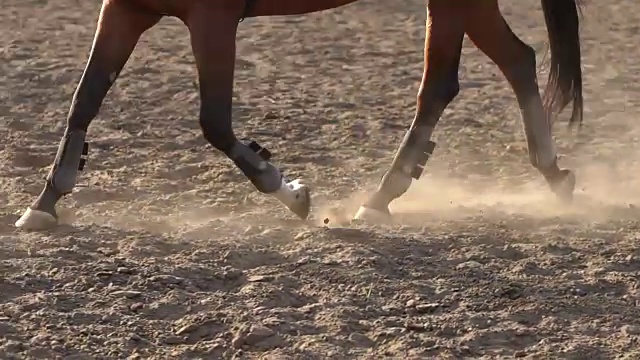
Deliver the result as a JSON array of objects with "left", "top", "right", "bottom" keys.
[
  {"left": 550, "top": 169, "right": 576, "bottom": 203},
  {"left": 275, "top": 179, "right": 311, "bottom": 220},
  {"left": 15, "top": 208, "right": 58, "bottom": 230},
  {"left": 289, "top": 183, "right": 311, "bottom": 220},
  {"left": 352, "top": 206, "right": 392, "bottom": 224}
]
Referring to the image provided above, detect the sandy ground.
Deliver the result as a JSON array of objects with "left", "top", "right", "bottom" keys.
[{"left": 2, "top": 0, "right": 640, "bottom": 358}]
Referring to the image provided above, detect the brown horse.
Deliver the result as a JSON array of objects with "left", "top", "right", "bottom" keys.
[{"left": 15, "top": 0, "right": 583, "bottom": 230}]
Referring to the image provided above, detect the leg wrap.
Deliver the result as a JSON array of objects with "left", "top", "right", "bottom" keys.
[
  {"left": 47, "top": 130, "right": 88, "bottom": 195},
  {"left": 228, "top": 140, "right": 282, "bottom": 194},
  {"left": 389, "top": 125, "right": 436, "bottom": 180},
  {"left": 366, "top": 126, "right": 436, "bottom": 208},
  {"left": 29, "top": 130, "right": 88, "bottom": 217}
]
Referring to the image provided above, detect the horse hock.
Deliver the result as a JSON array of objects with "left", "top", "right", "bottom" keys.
[
  {"left": 228, "top": 140, "right": 311, "bottom": 220},
  {"left": 354, "top": 125, "right": 436, "bottom": 222},
  {"left": 15, "top": 130, "right": 88, "bottom": 230}
]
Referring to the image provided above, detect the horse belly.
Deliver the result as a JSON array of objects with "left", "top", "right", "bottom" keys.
[{"left": 249, "top": 0, "right": 359, "bottom": 17}]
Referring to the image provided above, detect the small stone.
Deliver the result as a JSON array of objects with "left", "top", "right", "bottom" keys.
[
  {"left": 621, "top": 325, "right": 640, "bottom": 336},
  {"left": 247, "top": 275, "right": 272, "bottom": 283},
  {"left": 294, "top": 231, "right": 312, "bottom": 241},
  {"left": 164, "top": 336, "right": 183, "bottom": 345},
  {"left": 176, "top": 323, "right": 198, "bottom": 336},
  {"left": 295, "top": 257, "right": 311, "bottom": 266},
  {"left": 4, "top": 340, "right": 24, "bottom": 352},
  {"left": 499, "top": 287, "right": 523, "bottom": 300},
  {"left": 130, "top": 303, "right": 144, "bottom": 311},
  {"left": 117, "top": 267, "right": 134, "bottom": 274},
  {"left": 223, "top": 268, "right": 243, "bottom": 280},
  {"left": 111, "top": 290, "right": 142, "bottom": 299},
  {"left": 572, "top": 288, "right": 588, "bottom": 297},
  {"left": 375, "top": 327, "right": 404, "bottom": 339},
  {"left": 231, "top": 335, "right": 245, "bottom": 349},
  {"left": 435, "top": 325, "right": 457, "bottom": 337},
  {"left": 514, "top": 350, "right": 527, "bottom": 358},
  {"left": 456, "top": 261, "right": 483, "bottom": 270},
  {"left": 149, "top": 275, "right": 184, "bottom": 284},
  {"left": 30, "top": 334, "right": 48, "bottom": 345},
  {"left": 244, "top": 325, "right": 274, "bottom": 345},
  {"left": 348, "top": 332, "right": 374, "bottom": 347},
  {"left": 0, "top": 321, "right": 16, "bottom": 336},
  {"left": 405, "top": 323, "right": 431, "bottom": 332},
  {"left": 253, "top": 334, "right": 285, "bottom": 350},
  {"left": 97, "top": 248, "right": 118, "bottom": 256},
  {"left": 415, "top": 303, "right": 440, "bottom": 314},
  {"left": 405, "top": 299, "right": 417, "bottom": 308},
  {"left": 263, "top": 112, "right": 278, "bottom": 120}
]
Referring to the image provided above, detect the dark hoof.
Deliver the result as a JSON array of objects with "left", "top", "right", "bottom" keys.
[
  {"left": 549, "top": 169, "right": 576, "bottom": 203},
  {"left": 15, "top": 208, "right": 58, "bottom": 230}
]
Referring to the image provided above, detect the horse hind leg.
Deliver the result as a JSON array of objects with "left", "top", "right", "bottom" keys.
[
  {"left": 186, "top": 5, "right": 311, "bottom": 220},
  {"left": 354, "top": 1, "right": 465, "bottom": 222},
  {"left": 463, "top": 1, "right": 575, "bottom": 202},
  {"left": 15, "top": 1, "right": 161, "bottom": 230}
]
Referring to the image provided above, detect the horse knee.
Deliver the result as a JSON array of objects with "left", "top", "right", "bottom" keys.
[
  {"left": 418, "top": 72, "right": 460, "bottom": 109},
  {"left": 415, "top": 71, "right": 459, "bottom": 127},
  {"left": 440, "top": 72, "right": 460, "bottom": 105}
]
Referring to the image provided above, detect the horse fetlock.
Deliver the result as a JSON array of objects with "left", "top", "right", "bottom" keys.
[
  {"left": 47, "top": 130, "right": 89, "bottom": 195},
  {"left": 228, "top": 139, "right": 311, "bottom": 219},
  {"left": 229, "top": 139, "right": 281, "bottom": 193},
  {"left": 537, "top": 159, "right": 575, "bottom": 203}
]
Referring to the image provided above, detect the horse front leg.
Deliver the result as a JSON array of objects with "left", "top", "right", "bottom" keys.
[
  {"left": 354, "top": 1, "right": 464, "bottom": 223},
  {"left": 15, "top": 0, "right": 161, "bottom": 230},
  {"left": 185, "top": 5, "right": 311, "bottom": 220}
]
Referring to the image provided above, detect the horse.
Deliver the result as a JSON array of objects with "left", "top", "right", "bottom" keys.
[{"left": 15, "top": 0, "right": 583, "bottom": 230}]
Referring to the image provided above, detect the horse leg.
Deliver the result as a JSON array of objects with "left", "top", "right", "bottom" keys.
[
  {"left": 15, "top": 0, "right": 161, "bottom": 230},
  {"left": 354, "top": 2, "right": 464, "bottom": 222},
  {"left": 463, "top": 1, "right": 575, "bottom": 201},
  {"left": 185, "top": 5, "right": 311, "bottom": 220}
]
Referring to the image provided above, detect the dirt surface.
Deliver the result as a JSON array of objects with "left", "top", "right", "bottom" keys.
[{"left": 2, "top": 0, "right": 640, "bottom": 358}]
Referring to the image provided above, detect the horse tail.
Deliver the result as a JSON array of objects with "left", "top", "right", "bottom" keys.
[{"left": 540, "top": 0, "right": 584, "bottom": 127}]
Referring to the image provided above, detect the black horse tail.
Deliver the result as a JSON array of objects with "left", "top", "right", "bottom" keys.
[{"left": 541, "top": 0, "right": 584, "bottom": 127}]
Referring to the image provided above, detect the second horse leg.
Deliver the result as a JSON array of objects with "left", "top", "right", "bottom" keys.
[{"left": 354, "top": 2, "right": 464, "bottom": 222}]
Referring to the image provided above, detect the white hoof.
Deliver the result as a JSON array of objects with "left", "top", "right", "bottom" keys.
[
  {"left": 15, "top": 208, "right": 58, "bottom": 230},
  {"left": 352, "top": 206, "right": 392, "bottom": 224},
  {"left": 273, "top": 178, "right": 311, "bottom": 220}
]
